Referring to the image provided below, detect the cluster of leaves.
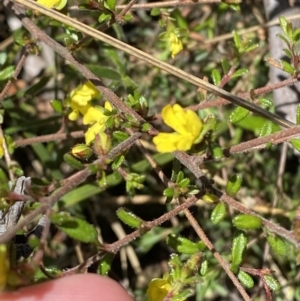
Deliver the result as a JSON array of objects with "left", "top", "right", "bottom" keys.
[{"left": 0, "top": 1, "right": 300, "bottom": 300}]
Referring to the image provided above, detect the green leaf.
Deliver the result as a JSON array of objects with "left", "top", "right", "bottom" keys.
[
  {"left": 267, "top": 234, "right": 287, "bottom": 256},
  {"left": 0, "top": 66, "right": 14, "bottom": 81},
  {"left": 106, "top": 0, "right": 116, "bottom": 10},
  {"left": 221, "top": 58, "right": 230, "bottom": 74},
  {"left": 279, "top": 16, "right": 291, "bottom": 39},
  {"left": 112, "top": 155, "right": 125, "bottom": 170},
  {"left": 211, "top": 202, "right": 226, "bottom": 224},
  {"left": 50, "top": 100, "right": 63, "bottom": 113},
  {"left": 232, "top": 30, "right": 241, "bottom": 49},
  {"left": 86, "top": 65, "right": 121, "bottom": 81},
  {"left": 116, "top": 207, "right": 144, "bottom": 228},
  {"left": 264, "top": 275, "right": 280, "bottom": 291},
  {"left": 200, "top": 259, "right": 208, "bottom": 276},
  {"left": 259, "top": 121, "right": 274, "bottom": 137},
  {"left": 233, "top": 214, "right": 262, "bottom": 230},
  {"left": 112, "top": 131, "right": 129, "bottom": 141},
  {"left": 50, "top": 213, "right": 98, "bottom": 243},
  {"left": 210, "top": 142, "right": 224, "bottom": 159},
  {"left": 150, "top": 7, "right": 160, "bottom": 16},
  {"left": 98, "top": 12, "right": 112, "bottom": 23},
  {"left": 226, "top": 174, "right": 242, "bottom": 196},
  {"left": 0, "top": 52, "right": 7, "bottom": 65},
  {"left": 63, "top": 153, "right": 84, "bottom": 170},
  {"left": 238, "top": 270, "right": 254, "bottom": 288},
  {"left": 230, "top": 106, "right": 250, "bottom": 124},
  {"left": 231, "top": 68, "right": 249, "bottom": 79},
  {"left": 211, "top": 69, "right": 221, "bottom": 86},
  {"left": 166, "top": 234, "right": 205, "bottom": 254},
  {"left": 296, "top": 105, "right": 300, "bottom": 124},
  {"left": 258, "top": 98, "right": 272, "bottom": 110},
  {"left": 290, "top": 138, "right": 300, "bottom": 151},
  {"left": 163, "top": 187, "right": 176, "bottom": 198},
  {"left": 230, "top": 232, "right": 247, "bottom": 273},
  {"left": 97, "top": 253, "right": 114, "bottom": 275},
  {"left": 276, "top": 34, "right": 290, "bottom": 47},
  {"left": 281, "top": 60, "right": 294, "bottom": 74}
]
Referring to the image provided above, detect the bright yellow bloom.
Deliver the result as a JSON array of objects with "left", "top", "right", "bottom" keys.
[
  {"left": 37, "top": 0, "right": 67, "bottom": 10},
  {"left": 67, "top": 81, "right": 100, "bottom": 121},
  {"left": 153, "top": 104, "right": 203, "bottom": 153},
  {"left": 83, "top": 102, "right": 112, "bottom": 145},
  {"left": 0, "top": 137, "right": 4, "bottom": 158},
  {"left": 169, "top": 32, "right": 183, "bottom": 58},
  {"left": 147, "top": 278, "right": 172, "bottom": 301}
]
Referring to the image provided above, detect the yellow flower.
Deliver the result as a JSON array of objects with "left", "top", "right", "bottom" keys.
[
  {"left": 83, "top": 102, "right": 112, "bottom": 145},
  {"left": 169, "top": 32, "right": 183, "bottom": 58},
  {"left": 153, "top": 104, "right": 203, "bottom": 153},
  {"left": 37, "top": 0, "right": 67, "bottom": 10},
  {"left": 67, "top": 81, "right": 100, "bottom": 121},
  {"left": 0, "top": 137, "right": 4, "bottom": 158},
  {"left": 147, "top": 278, "right": 172, "bottom": 301}
]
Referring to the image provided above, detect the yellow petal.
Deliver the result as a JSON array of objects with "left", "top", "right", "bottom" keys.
[
  {"left": 169, "top": 33, "right": 183, "bottom": 58},
  {"left": 162, "top": 104, "right": 202, "bottom": 140},
  {"left": 83, "top": 106, "right": 106, "bottom": 125},
  {"left": 37, "top": 0, "right": 60, "bottom": 8},
  {"left": 104, "top": 101, "right": 113, "bottom": 111},
  {"left": 69, "top": 81, "right": 100, "bottom": 106},
  {"left": 54, "top": 0, "right": 67, "bottom": 10},
  {"left": 85, "top": 123, "right": 105, "bottom": 145},
  {"left": 146, "top": 278, "right": 171, "bottom": 301},
  {"left": 153, "top": 133, "right": 194, "bottom": 153}
]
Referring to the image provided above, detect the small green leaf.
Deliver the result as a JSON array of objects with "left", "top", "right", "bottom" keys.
[
  {"left": 200, "top": 259, "right": 208, "bottom": 276},
  {"left": 231, "top": 232, "right": 247, "bottom": 273},
  {"left": 232, "top": 31, "right": 241, "bottom": 49},
  {"left": 260, "top": 121, "right": 274, "bottom": 137},
  {"left": 50, "top": 213, "right": 98, "bottom": 243},
  {"left": 230, "top": 106, "right": 250, "bottom": 124},
  {"left": 221, "top": 58, "right": 230, "bottom": 74},
  {"left": 264, "top": 275, "right": 280, "bottom": 291},
  {"left": 290, "top": 138, "right": 300, "bottom": 151},
  {"left": 276, "top": 34, "right": 290, "bottom": 47},
  {"left": 178, "top": 178, "right": 190, "bottom": 188},
  {"left": 63, "top": 153, "right": 84, "bottom": 170},
  {"left": 296, "top": 105, "right": 300, "bottom": 124},
  {"left": 141, "top": 123, "right": 151, "bottom": 132},
  {"left": 112, "top": 131, "right": 129, "bottom": 141},
  {"left": 150, "top": 7, "right": 160, "bottom": 16},
  {"left": 106, "top": 0, "right": 116, "bottom": 10},
  {"left": 87, "top": 65, "right": 121, "bottom": 81},
  {"left": 116, "top": 207, "right": 144, "bottom": 228},
  {"left": 210, "top": 142, "right": 223, "bottom": 159},
  {"left": 233, "top": 214, "right": 262, "bottom": 230},
  {"left": 281, "top": 60, "right": 294, "bottom": 74},
  {"left": 176, "top": 171, "right": 185, "bottom": 183},
  {"left": 238, "top": 270, "right": 254, "bottom": 288},
  {"left": 97, "top": 253, "right": 114, "bottom": 275},
  {"left": 202, "top": 193, "right": 219, "bottom": 204},
  {"left": 226, "top": 174, "right": 242, "bottom": 196},
  {"left": 0, "top": 52, "right": 7, "bottom": 65},
  {"left": 98, "top": 12, "right": 112, "bottom": 23},
  {"left": 258, "top": 98, "right": 272, "bottom": 110},
  {"left": 166, "top": 234, "right": 205, "bottom": 254},
  {"left": 279, "top": 16, "right": 290, "bottom": 39},
  {"left": 50, "top": 99, "right": 63, "bottom": 113},
  {"left": 267, "top": 234, "right": 287, "bottom": 256},
  {"left": 211, "top": 69, "right": 221, "bottom": 86},
  {"left": 112, "top": 155, "right": 125, "bottom": 170},
  {"left": 231, "top": 68, "right": 249, "bottom": 79},
  {"left": 163, "top": 187, "right": 175, "bottom": 197},
  {"left": 0, "top": 66, "right": 14, "bottom": 81},
  {"left": 211, "top": 202, "right": 226, "bottom": 225}
]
